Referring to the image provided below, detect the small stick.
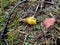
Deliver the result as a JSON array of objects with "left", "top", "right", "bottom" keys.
[
  {"left": 45, "top": 1, "right": 54, "bottom": 5},
  {"left": 35, "top": 4, "right": 39, "bottom": 13},
  {"left": 0, "top": 0, "right": 27, "bottom": 45},
  {"left": 0, "top": 0, "right": 27, "bottom": 39},
  {"left": 49, "top": 13, "right": 55, "bottom": 18},
  {"left": 30, "top": 32, "right": 45, "bottom": 43},
  {"left": 40, "top": 0, "right": 45, "bottom": 11}
]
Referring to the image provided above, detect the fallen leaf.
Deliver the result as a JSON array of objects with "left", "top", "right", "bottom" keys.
[{"left": 43, "top": 18, "right": 56, "bottom": 29}]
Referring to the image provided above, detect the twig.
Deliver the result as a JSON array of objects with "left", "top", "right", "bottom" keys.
[
  {"left": 45, "top": 1, "right": 54, "bottom": 5},
  {"left": 35, "top": 4, "right": 39, "bottom": 13},
  {"left": 2, "top": 39, "right": 9, "bottom": 45},
  {"left": 0, "top": 0, "right": 27, "bottom": 39},
  {"left": 40, "top": 0, "right": 45, "bottom": 11},
  {"left": 30, "top": 30, "right": 52, "bottom": 43},
  {"left": 0, "top": 0, "right": 27, "bottom": 45},
  {"left": 49, "top": 13, "right": 55, "bottom": 18},
  {"left": 29, "top": 33, "right": 44, "bottom": 43}
]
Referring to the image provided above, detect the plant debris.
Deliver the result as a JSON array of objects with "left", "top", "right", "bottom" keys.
[
  {"left": 43, "top": 18, "right": 56, "bottom": 29},
  {"left": 0, "top": 0, "right": 60, "bottom": 45}
]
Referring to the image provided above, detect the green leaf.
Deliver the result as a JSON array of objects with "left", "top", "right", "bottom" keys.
[
  {"left": 26, "top": 35, "right": 34, "bottom": 40},
  {"left": 0, "top": 41, "right": 3, "bottom": 45},
  {"left": 2, "top": 0, "right": 9, "bottom": 8},
  {"left": 7, "top": 33, "right": 15, "bottom": 42},
  {"left": 0, "top": 16, "right": 7, "bottom": 23},
  {"left": 10, "top": 0, "right": 18, "bottom": 2},
  {"left": 25, "top": 42, "right": 31, "bottom": 45}
]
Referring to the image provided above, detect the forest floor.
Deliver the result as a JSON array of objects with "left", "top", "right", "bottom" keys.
[{"left": 0, "top": 0, "right": 60, "bottom": 45}]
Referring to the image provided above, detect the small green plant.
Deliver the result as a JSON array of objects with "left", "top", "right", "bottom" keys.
[
  {"left": 25, "top": 42, "right": 31, "bottom": 45},
  {"left": 10, "top": 0, "right": 18, "bottom": 2},
  {"left": 7, "top": 33, "right": 15, "bottom": 42},
  {"left": 0, "top": 41, "right": 3, "bottom": 45},
  {"left": 2, "top": 0, "right": 10, "bottom": 8}
]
